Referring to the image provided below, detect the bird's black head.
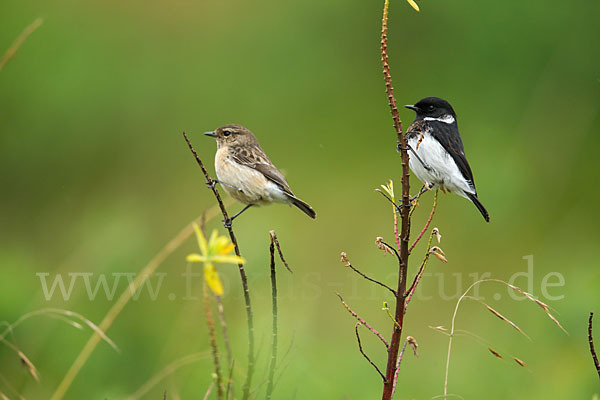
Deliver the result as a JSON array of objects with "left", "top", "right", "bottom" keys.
[{"left": 405, "top": 97, "right": 456, "bottom": 120}]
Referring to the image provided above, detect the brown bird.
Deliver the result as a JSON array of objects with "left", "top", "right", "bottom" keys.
[{"left": 204, "top": 124, "right": 316, "bottom": 226}]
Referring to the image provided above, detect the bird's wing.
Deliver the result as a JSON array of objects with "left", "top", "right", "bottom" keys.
[
  {"left": 428, "top": 121, "right": 476, "bottom": 188},
  {"left": 228, "top": 145, "right": 294, "bottom": 195}
]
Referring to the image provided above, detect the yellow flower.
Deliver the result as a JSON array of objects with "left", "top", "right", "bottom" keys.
[{"left": 186, "top": 224, "right": 245, "bottom": 296}]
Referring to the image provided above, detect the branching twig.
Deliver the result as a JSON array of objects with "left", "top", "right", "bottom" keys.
[
  {"left": 183, "top": 132, "right": 256, "bottom": 400},
  {"left": 270, "top": 231, "right": 292, "bottom": 273},
  {"left": 589, "top": 312, "right": 600, "bottom": 379},
  {"left": 341, "top": 253, "right": 396, "bottom": 296},
  {"left": 0, "top": 18, "right": 43, "bottom": 73},
  {"left": 355, "top": 323, "right": 387, "bottom": 382},
  {"left": 265, "top": 230, "right": 288, "bottom": 399},
  {"left": 378, "top": 239, "right": 402, "bottom": 264},
  {"left": 335, "top": 292, "right": 389, "bottom": 348},
  {"left": 391, "top": 339, "right": 409, "bottom": 396}
]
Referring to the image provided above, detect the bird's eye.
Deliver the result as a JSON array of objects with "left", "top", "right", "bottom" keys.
[
  {"left": 223, "top": 130, "right": 231, "bottom": 137},
  {"left": 428, "top": 105, "right": 434, "bottom": 111}
]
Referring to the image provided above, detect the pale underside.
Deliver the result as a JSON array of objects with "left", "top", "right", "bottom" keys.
[
  {"left": 408, "top": 130, "right": 475, "bottom": 198},
  {"left": 215, "top": 148, "right": 291, "bottom": 206}
]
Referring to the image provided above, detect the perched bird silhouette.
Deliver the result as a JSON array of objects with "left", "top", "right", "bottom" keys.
[
  {"left": 205, "top": 124, "right": 316, "bottom": 226},
  {"left": 405, "top": 97, "right": 489, "bottom": 222}
]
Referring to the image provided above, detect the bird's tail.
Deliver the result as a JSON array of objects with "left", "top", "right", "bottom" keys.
[
  {"left": 466, "top": 192, "right": 489, "bottom": 222},
  {"left": 288, "top": 195, "right": 316, "bottom": 219}
]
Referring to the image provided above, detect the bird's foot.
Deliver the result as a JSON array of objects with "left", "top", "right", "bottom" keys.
[
  {"left": 205, "top": 179, "right": 217, "bottom": 189},
  {"left": 222, "top": 218, "right": 233, "bottom": 229},
  {"left": 395, "top": 202, "right": 413, "bottom": 213}
]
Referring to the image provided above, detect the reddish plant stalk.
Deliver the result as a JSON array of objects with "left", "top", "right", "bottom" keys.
[
  {"left": 393, "top": 207, "right": 401, "bottom": 252},
  {"left": 380, "top": 0, "right": 411, "bottom": 398},
  {"left": 409, "top": 193, "right": 437, "bottom": 254}
]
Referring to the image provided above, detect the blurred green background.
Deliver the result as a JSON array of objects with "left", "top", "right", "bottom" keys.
[{"left": 1, "top": 0, "right": 599, "bottom": 398}]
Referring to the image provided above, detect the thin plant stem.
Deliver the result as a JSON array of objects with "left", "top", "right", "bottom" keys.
[
  {"left": 343, "top": 255, "right": 396, "bottom": 296},
  {"left": 203, "top": 379, "right": 215, "bottom": 400},
  {"left": 215, "top": 296, "right": 233, "bottom": 371},
  {"left": 225, "top": 360, "right": 235, "bottom": 400},
  {"left": 589, "top": 312, "right": 600, "bottom": 379},
  {"left": 336, "top": 292, "right": 389, "bottom": 348},
  {"left": 204, "top": 284, "right": 224, "bottom": 400},
  {"left": 409, "top": 191, "right": 438, "bottom": 254},
  {"left": 265, "top": 231, "right": 279, "bottom": 399},
  {"left": 355, "top": 323, "right": 387, "bottom": 382},
  {"left": 0, "top": 18, "right": 43, "bottom": 72},
  {"left": 380, "top": 0, "right": 412, "bottom": 397},
  {"left": 183, "top": 132, "right": 255, "bottom": 399},
  {"left": 392, "top": 199, "right": 401, "bottom": 252},
  {"left": 391, "top": 339, "right": 409, "bottom": 396},
  {"left": 50, "top": 209, "right": 220, "bottom": 400},
  {"left": 405, "top": 225, "right": 437, "bottom": 307},
  {"left": 444, "top": 279, "right": 528, "bottom": 397},
  {"left": 265, "top": 231, "right": 292, "bottom": 400},
  {"left": 444, "top": 281, "right": 480, "bottom": 398},
  {"left": 270, "top": 231, "right": 292, "bottom": 273}
]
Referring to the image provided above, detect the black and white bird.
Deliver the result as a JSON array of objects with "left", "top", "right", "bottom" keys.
[{"left": 404, "top": 97, "right": 489, "bottom": 222}]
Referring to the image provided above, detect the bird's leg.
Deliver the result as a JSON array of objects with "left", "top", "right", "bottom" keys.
[
  {"left": 223, "top": 204, "right": 253, "bottom": 228},
  {"left": 410, "top": 183, "right": 433, "bottom": 202},
  {"left": 205, "top": 178, "right": 217, "bottom": 189},
  {"left": 207, "top": 179, "right": 244, "bottom": 193}
]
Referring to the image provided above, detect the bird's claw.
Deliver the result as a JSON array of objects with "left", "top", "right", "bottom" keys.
[
  {"left": 222, "top": 218, "right": 232, "bottom": 229},
  {"left": 395, "top": 202, "right": 413, "bottom": 213},
  {"left": 205, "top": 179, "right": 216, "bottom": 189}
]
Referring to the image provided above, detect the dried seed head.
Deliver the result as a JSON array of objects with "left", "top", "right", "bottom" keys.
[
  {"left": 485, "top": 304, "right": 529, "bottom": 339},
  {"left": 534, "top": 298, "right": 550, "bottom": 311},
  {"left": 513, "top": 357, "right": 527, "bottom": 367},
  {"left": 18, "top": 351, "right": 39, "bottom": 381},
  {"left": 432, "top": 227, "right": 442, "bottom": 243},
  {"left": 407, "top": 336, "right": 419, "bottom": 356},
  {"left": 546, "top": 311, "right": 568, "bottom": 334},
  {"left": 375, "top": 237, "right": 394, "bottom": 255},
  {"left": 488, "top": 348, "right": 503, "bottom": 359},
  {"left": 340, "top": 252, "right": 350, "bottom": 267},
  {"left": 429, "top": 246, "right": 448, "bottom": 263},
  {"left": 430, "top": 325, "right": 447, "bottom": 332}
]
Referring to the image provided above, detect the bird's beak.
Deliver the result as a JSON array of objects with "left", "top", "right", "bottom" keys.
[
  {"left": 204, "top": 131, "right": 217, "bottom": 138},
  {"left": 404, "top": 105, "right": 418, "bottom": 111}
]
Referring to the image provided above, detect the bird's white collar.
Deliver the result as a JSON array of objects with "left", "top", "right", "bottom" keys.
[{"left": 424, "top": 114, "right": 455, "bottom": 124}]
